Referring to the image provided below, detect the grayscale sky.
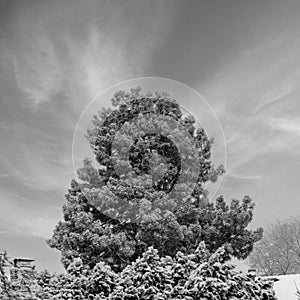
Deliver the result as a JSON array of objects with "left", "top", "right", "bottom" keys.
[{"left": 1, "top": 0, "right": 300, "bottom": 272}]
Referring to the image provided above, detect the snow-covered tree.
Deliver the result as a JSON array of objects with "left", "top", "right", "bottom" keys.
[
  {"left": 48, "top": 87, "right": 263, "bottom": 272},
  {"left": 250, "top": 218, "right": 300, "bottom": 275}
]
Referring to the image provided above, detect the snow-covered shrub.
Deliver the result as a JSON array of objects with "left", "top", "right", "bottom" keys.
[
  {"left": 1, "top": 243, "right": 277, "bottom": 300},
  {"left": 108, "top": 242, "right": 277, "bottom": 300}
]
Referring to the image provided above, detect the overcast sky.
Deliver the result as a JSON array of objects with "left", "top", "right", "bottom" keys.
[{"left": 1, "top": 0, "right": 300, "bottom": 272}]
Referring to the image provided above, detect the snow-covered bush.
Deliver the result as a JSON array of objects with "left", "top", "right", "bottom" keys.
[
  {"left": 108, "top": 242, "right": 277, "bottom": 300},
  {"left": 11, "top": 242, "right": 275, "bottom": 300}
]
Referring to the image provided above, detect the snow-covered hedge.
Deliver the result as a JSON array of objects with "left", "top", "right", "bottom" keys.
[
  {"left": 107, "top": 242, "right": 276, "bottom": 300},
  {"left": 4, "top": 242, "right": 276, "bottom": 300}
]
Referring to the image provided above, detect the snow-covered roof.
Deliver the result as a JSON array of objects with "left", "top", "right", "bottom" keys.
[{"left": 267, "top": 274, "right": 300, "bottom": 300}]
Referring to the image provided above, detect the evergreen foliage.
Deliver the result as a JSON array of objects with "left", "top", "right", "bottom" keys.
[
  {"left": 1, "top": 244, "right": 277, "bottom": 300},
  {"left": 48, "top": 88, "right": 263, "bottom": 272}
]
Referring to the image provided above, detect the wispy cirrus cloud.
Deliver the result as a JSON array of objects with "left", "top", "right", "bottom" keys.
[
  {"left": 251, "top": 87, "right": 293, "bottom": 116},
  {"left": 263, "top": 116, "right": 300, "bottom": 136},
  {"left": 6, "top": 0, "right": 178, "bottom": 108},
  {"left": 197, "top": 13, "right": 300, "bottom": 226},
  {"left": 0, "top": 0, "right": 180, "bottom": 268}
]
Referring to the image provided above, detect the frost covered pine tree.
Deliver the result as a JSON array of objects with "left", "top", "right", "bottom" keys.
[{"left": 47, "top": 87, "right": 263, "bottom": 272}]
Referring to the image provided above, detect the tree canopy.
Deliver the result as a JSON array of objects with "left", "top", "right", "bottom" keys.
[
  {"left": 47, "top": 87, "right": 263, "bottom": 272},
  {"left": 249, "top": 217, "right": 300, "bottom": 276}
]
